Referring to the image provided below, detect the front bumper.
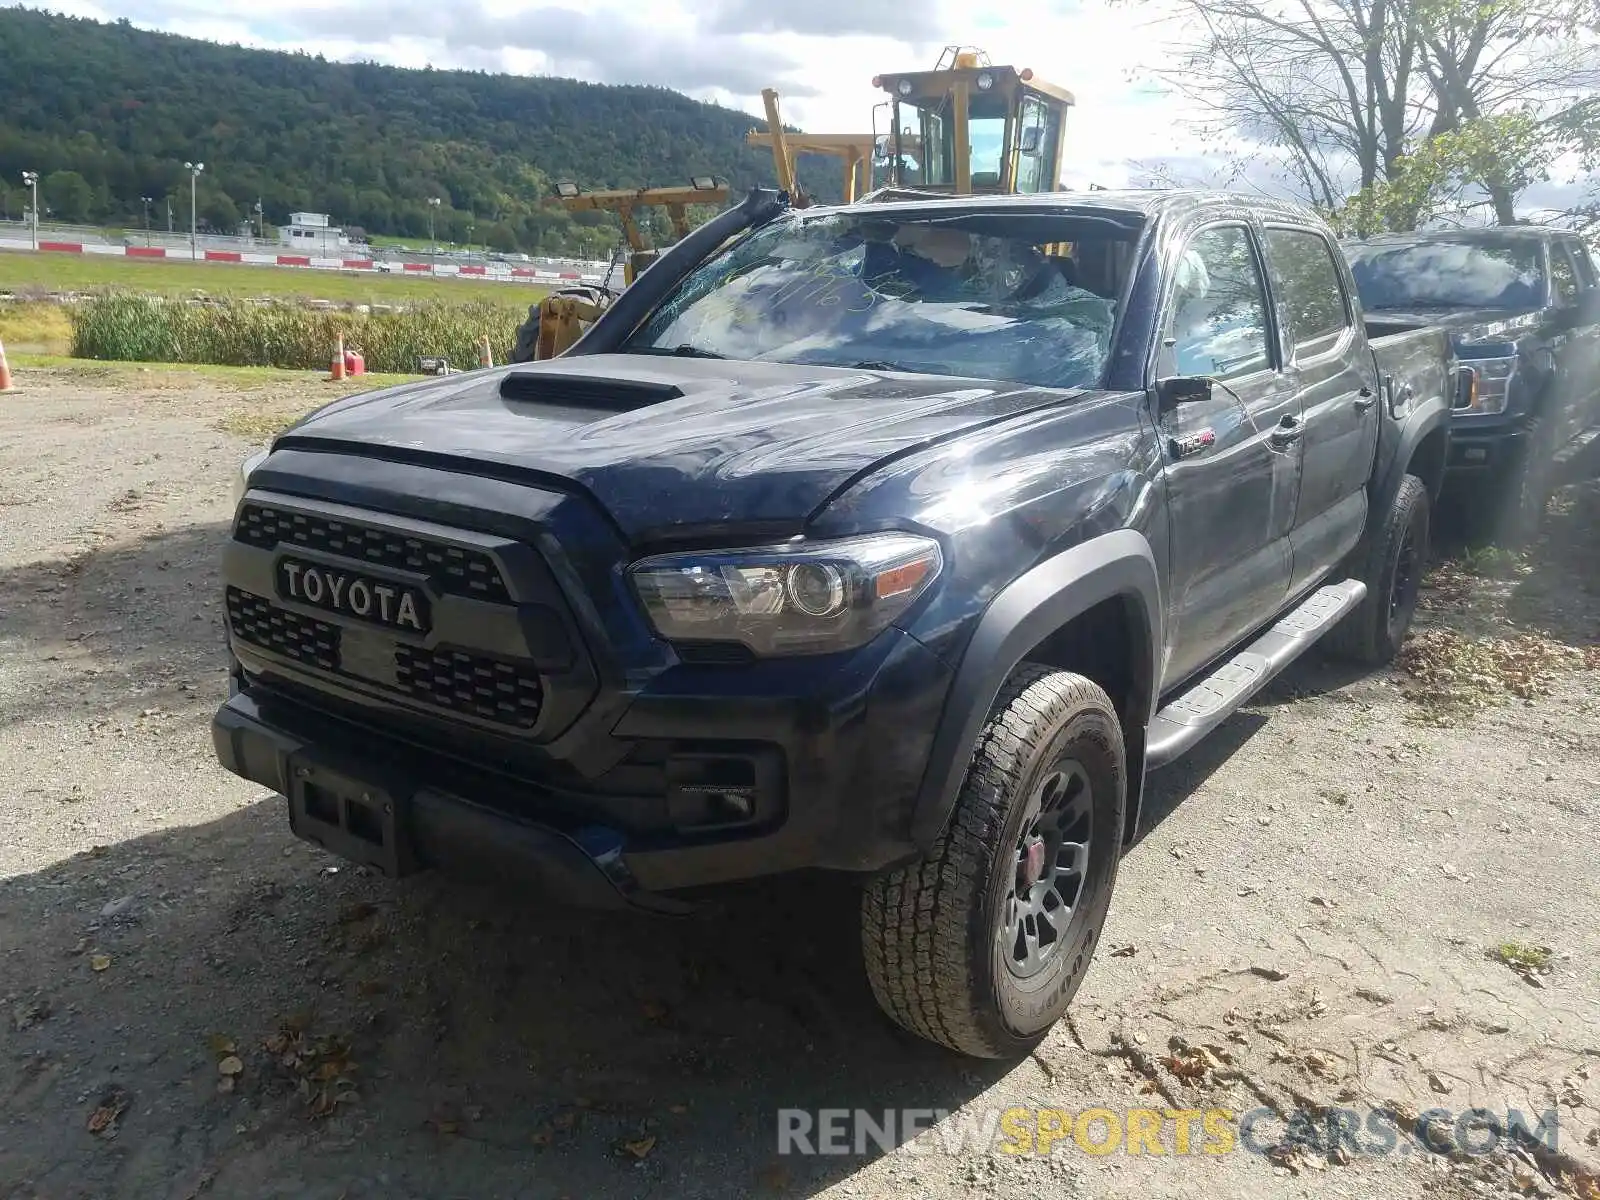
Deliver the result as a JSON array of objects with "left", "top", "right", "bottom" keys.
[
  {"left": 1444, "top": 416, "right": 1529, "bottom": 474},
  {"left": 214, "top": 622, "right": 953, "bottom": 906}
]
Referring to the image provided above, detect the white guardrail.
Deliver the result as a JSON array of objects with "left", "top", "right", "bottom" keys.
[{"left": 0, "top": 235, "right": 608, "bottom": 286}]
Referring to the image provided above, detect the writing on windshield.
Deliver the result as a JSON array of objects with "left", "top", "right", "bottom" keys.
[
  {"left": 1347, "top": 239, "right": 1545, "bottom": 311},
  {"left": 624, "top": 214, "right": 1121, "bottom": 390}
]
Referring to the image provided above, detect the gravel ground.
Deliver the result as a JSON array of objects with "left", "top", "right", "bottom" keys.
[{"left": 2, "top": 366, "right": 1598, "bottom": 1200}]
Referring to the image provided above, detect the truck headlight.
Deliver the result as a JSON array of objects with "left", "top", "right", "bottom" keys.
[
  {"left": 232, "top": 445, "right": 270, "bottom": 508},
  {"left": 630, "top": 533, "right": 943, "bottom": 657},
  {"left": 1457, "top": 355, "right": 1516, "bottom": 415}
]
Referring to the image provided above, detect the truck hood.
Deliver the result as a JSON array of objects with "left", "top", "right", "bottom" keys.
[{"left": 277, "top": 354, "right": 1088, "bottom": 540}]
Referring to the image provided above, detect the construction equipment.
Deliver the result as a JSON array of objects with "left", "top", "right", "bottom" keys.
[
  {"left": 746, "top": 91, "right": 877, "bottom": 205},
  {"left": 756, "top": 47, "right": 1075, "bottom": 204},
  {"left": 510, "top": 178, "right": 729, "bottom": 363},
  {"left": 548, "top": 179, "right": 729, "bottom": 286}
]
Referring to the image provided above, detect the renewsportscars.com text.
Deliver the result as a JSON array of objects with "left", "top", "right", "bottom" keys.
[{"left": 776, "top": 1105, "right": 1563, "bottom": 1159}]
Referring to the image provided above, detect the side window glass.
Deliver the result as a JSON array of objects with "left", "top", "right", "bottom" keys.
[
  {"left": 1163, "top": 226, "right": 1272, "bottom": 379},
  {"left": 1564, "top": 240, "right": 1596, "bottom": 290},
  {"left": 1265, "top": 227, "right": 1350, "bottom": 355},
  {"left": 1551, "top": 243, "right": 1579, "bottom": 306}
]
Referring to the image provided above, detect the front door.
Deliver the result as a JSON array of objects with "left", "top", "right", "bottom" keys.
[
  {"left": 1262, "top": 224, "right": 1380, "bottom": 596},
  {"left": 1157, "top": 222, "right": 1303, "bottom": 688}
]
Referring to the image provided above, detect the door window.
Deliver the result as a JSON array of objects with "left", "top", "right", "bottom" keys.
[
  {"left": 1163, "top": 225, "right": 1273, "bottom": 379},
  {"left": 1265, "top": 227, "right": 1350, "bottom": 356},
  {"left": 1014, "top": 98, "right": 1050, "bottom": 194},
  {"left": 1562, "top": 239, "right": 1596, "bottom": 290},
  {"left": 1551, "top": 242, "right": 1579, "bottom": 306}
]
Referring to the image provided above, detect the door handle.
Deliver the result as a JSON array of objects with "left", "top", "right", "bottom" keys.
[
  {"left": 1355, "top": 386, "right": 1378, "bottom": 411},
  {"left": 1268, "top": 416, "right": 1303, "bottom": 447}
]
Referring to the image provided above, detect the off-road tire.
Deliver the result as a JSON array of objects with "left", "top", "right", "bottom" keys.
[
  {"left": 510, "top": 304, "right": 541, "bottom": 364},
  {"left": 861, "top": 666, "right": 1125, "bottom": 1059},
  {"left": 1490, "top": 416, "right": 1555, "bottom": 549},
  {"left": 1327, "top": 473, "right": 1430, "bottom": 665}
]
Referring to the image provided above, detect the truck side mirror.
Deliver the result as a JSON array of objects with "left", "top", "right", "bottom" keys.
[
  {"left": 873, "top": 135, "right": 892, "bottom": 165},
  {"left": 1154, "top": 375, "right": 1213, "bottom": 414}
]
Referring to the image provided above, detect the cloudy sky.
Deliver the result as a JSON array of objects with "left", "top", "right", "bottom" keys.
[{"left": 17, "top": 0, "right": 1597, "bottom": 211}]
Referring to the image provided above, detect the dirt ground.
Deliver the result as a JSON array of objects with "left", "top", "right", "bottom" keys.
[{"left": 2, "top": 365, "right": 1598, "bottom": 1200}]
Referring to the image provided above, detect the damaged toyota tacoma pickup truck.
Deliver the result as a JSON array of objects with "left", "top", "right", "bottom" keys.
[{"left": 214, "top": 187, "right": 1459, "bottom": 1059}]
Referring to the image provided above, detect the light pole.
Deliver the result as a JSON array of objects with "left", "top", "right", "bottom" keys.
[
  {"left": 141, "top": 196, "right": 152, "bottom": 246},
  {"left": 21, "top": 171, "right": 38, "bottom": 250},
  {"left": 184, "top": 161, "right": 204, "bottom": 259},
  {"left": 254, "top": 199, "right": 264, "bottom": 241},
  {"left": 427, "top": 197, "right": 440, "bottom": 253}
]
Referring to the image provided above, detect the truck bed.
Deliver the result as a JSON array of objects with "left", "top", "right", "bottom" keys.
[{"left": 1369, "top": 324, "right": 1455, "bottom": 411}]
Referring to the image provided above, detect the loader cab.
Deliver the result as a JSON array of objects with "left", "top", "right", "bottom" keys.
[{"left": 872, "top": 48, "right": 1074, "bottom": 195}]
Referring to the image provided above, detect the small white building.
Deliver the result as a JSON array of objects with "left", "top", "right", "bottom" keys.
[{"left": 279, "top": 212, "right": 350, "bottom": 255}]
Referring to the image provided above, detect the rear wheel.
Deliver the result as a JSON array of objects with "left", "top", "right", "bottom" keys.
[
  {"left": 1328, "top": 473, "right": 1429, "bottom": 665},
  {"left": 860, "top": 666, "right": 1125, "bottom": 1058}
]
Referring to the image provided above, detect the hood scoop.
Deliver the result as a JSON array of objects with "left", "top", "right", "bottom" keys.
[{"left": 498, "top": 369, "right": 684, "bottom": 413}]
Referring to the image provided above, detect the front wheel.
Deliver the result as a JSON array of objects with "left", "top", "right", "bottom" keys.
[{"left": 861, "top": 666, "right": 1126, "bottom": 1059}]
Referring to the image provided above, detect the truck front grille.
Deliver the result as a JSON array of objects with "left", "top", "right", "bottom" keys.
[
  {"left": 234, "top": 503, "right": 510, "bottom": 602},
  {"left": 227, "top": 587, "right": 543, "bottom": 730},
  {"left": 227, "top": 587, "right": 340, "bottom": 670},
  {"left": 394, "top": 645, "right": 544, "bottom": 729}
]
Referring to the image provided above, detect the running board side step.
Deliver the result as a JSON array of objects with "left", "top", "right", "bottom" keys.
[{"left": 1145, "top": 579, "right": 1367, "bottom": 769}]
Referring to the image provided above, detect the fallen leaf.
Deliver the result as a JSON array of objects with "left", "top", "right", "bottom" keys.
[
  {"left": 206, "top": 1034, "right": 236, "bottom": 1057},
  {"left": 218, "top": 1055, "right": 244, "bottom": 1078},
  {"left": 1309, "top": 896, "right": 1334, "bottom": 908},
  {"left": 1164, "top": 1052, "right": 1209, "bottom": 1082},
  {"left": 216, "top": 1076, "right": 236, "bottom": 1095},
  {"left": 530, "top": 1128, "right": 553, "bottom": 1147},
  {"left": 668, "top": 1104, "right": 689, "bottom": 1115},
  {"left": 1110, "top": 944, "right": 1137, "bottom": 958},
  {"left": 1250, "top": 966, "right": 1290, "bottom": 981},
  {"left": 1131, "top": 1031, "right": 1148, "bottom": 1046},
  {"left": 621, "top": 1135, "right": 657, "bottom": 1160},
  {"left": 90, "top": 954, "right": 111, "bottom": 972},
  {"left": 86, "top": 1087, "right": 130, "bottom": 1136},
  {"left": 1428, "top": 1071, "right": 1452, "bottom": 1095}
]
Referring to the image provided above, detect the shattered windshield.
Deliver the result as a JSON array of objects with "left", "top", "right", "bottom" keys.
[
  {"left": 1346, "top": 238, "right": 1546, "bottom": 311},
  {"left": 622, "top": 213, "right": 1122, "bottom": 390}
]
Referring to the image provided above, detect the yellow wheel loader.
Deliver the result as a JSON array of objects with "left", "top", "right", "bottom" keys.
[{"left": 510, "top": 179, "right": 729, "bottom": 363}]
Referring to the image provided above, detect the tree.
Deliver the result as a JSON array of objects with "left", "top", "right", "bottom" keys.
[
  {"left": 1140, "top": 0, "right": 1600, "bottom": 231},
  {"left": 42, "top": 169, "right": 93, "bottom": 222}
]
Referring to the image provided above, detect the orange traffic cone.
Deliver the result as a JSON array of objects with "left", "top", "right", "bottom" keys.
[
  {"left": 329, "top": 335, "right": 346, "bottom": 382},
  {"left": 0, "top": 338, "right": 14, "bottom": 393},
  {"left": 478, "top": 335, "right": 493, "bottom": 370}
]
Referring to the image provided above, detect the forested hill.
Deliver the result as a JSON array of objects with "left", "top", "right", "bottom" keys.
[{"left": 0, "top": 7, "right": 824, "bottom": 255}]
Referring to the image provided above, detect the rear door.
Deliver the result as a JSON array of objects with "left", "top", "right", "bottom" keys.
[
  {"left": 1262, "top": 224, "right": 1381, "bottom": 597},
  {"left": 1157, "top": 222, "right": 1303, "bottom": 687},
  {"left": 1551, "top": 236, "right": 1600, "bottom": 435}
]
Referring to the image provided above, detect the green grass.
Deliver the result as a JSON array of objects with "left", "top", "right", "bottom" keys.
[
  {"left": 68, "top": 293, "right": 522, "bottom": 374},
  {"left": 0, "top": 301, "right": 73, "bottom": 355},
  {"left": 0, "top": 248, "right": 544, "bottom": 309}
]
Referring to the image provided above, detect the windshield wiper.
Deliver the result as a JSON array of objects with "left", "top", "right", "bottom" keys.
[{"left": 627, "top": 343, "right": 727, "bottom": 359}]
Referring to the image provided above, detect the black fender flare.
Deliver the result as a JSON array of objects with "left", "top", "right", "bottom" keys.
[
  {"left": 907, "top": 529, "right": 1164, "bottom": 849},
  {"left": 1377, "top": 388, "right": 1451, "bottom": 515}
]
